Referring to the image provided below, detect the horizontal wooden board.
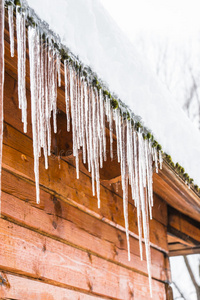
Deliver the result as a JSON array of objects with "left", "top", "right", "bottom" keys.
[
  {"left": 0, "top": 218, "right": 165, "bottom": 299},
  {"left": 0, "top": 273, "right": 103, "bottom": 300},
  {"left": 168, "top": 246, "right": 200, "bottom": 256},
  {"left": 1, "top": 175, "right": 169, "bottom": 282}
]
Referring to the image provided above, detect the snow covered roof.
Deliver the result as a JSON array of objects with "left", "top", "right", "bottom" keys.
[{"left": 25, "top": 0, "right": 200, "bottom": 186}]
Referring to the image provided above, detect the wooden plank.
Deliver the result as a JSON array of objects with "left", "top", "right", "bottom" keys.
[
  {"left": 168, "top": 243, "right": 188, "bottom": 251},
  {"left": 2, "top": 122, "right": 168, "bottom": 252},
  {"left": 0, "top": 218, "right": 165, "bottom": 299},
  {"left": 0, "top": 182, "right": 169, "bottom": 282},
  {"left": 152, "top": 193, "right": 168, "bottom": 226},
  {"left": 168, "top": 246, "right": 200, "bottom": 256},
  {"left": 168, "top": 207, "right": 200, "bottom": 245},
  {"left": 0, "top": 273, "right": 103, "bottom": 300},
  {"left": 167, "top": 233, "right": 194, "bottom": 247},
  {"left": 154, "top": 164, "right": 200, "bottom": 222}
]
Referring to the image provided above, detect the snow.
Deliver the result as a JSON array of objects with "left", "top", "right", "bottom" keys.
[{"left": 25, "top": 0, "right": 200, "bottom": 185}]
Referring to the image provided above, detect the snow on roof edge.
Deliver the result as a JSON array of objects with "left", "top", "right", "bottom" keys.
[{"left": 21, "top": 0, "right": 200, "bottom": 188}]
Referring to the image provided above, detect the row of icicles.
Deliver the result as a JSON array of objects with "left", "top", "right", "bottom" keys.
[{"left": 0, "top": 1, "right": 164, "bottom": 296}]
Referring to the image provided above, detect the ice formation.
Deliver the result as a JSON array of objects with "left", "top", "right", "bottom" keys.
[
  {"left": 8, "top": 4, "right": 14, "bottom": 57},
  {"left": 16, "top": 5, "right": 27, "bottom": 133},
  {"left": 1, "top": 1, "right": 165, "bottom": 295}
]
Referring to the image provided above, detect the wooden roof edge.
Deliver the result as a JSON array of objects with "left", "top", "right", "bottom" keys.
[{"left": 153, "top": 162, "right": 200, "bottom": 222}]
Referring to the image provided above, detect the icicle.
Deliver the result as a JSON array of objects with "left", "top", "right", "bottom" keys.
[
  {"left": 90, "top": 88, "right": 95, "bottom": 196},
  {"left": 0, "top": 0, "right": 4, "bottom": 215},
  {"left": 99, "top": 89, "right": 106, "bottom": 163},
  {"left": 84, "top": 82, "right": 91, "bottom": 172},
  {"left": 52, "top": 50, "right": 57, "bottom": 134},
  {"left": 159, "top": 149, "right": 163, "bottom": 169},
  {"left": 40, "top": 35, "right": 48, "bottom": 169},
  {"left": 115, "top": 109, "right": 121, "bottom": 163},
  {"left": 145, "top": 139, "right": 153, "bottom": 220},
  {"left": 77, "top": 75, "right": 82, "bottom": 149},
  {"left": 93, "top": 88, "right": 100, "bottom": 208},
  {"left": 16, "top": 6, "right": 27, "bottom": 133},
  {"left": 134, "top": 131, "right": 143, "bottom": 260},
  {"left": 81, "top": 80, "right": 86, "bottom": 164},
  {"left": 109, "top": 102, "right": 113, "bottom": 160},
  {"left": 154, "top": 147, "right": 158, "bottom": 173},
  {"left": 133, "top": 130, "right": 139, "bottom": 208},
  {"left": 28, "top": 26, "right": 40, "bottom": 204},
  {"left": 72, "top": 68, "right": 79, "bottom": 179},
  {"left": 120, "top": 120, "right": 130, "bottom": 261},
  {"left": 138, "top": 132, "right": 152, "bottom": 297},
  {"left": 45, "top": 40, "right": 51, "bottom": 157},
  {"left": 8, "top": 5, "right": 14, "bottom": 57},
  {"left": 127, "top": 120, "right": 135, "bottom": 201},
  {"left": 64, "top": 60, "right": 70, "bottom": 132},
  {"left": 56, "top": 51, "right": 61, "bottom": 87},
  {"left": 98, "top": 89, "right": 103, "bottom": 169}
]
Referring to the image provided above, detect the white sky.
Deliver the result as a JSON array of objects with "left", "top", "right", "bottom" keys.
[{"left": 100, "top": 0, "right": 200, "bottom": 42}]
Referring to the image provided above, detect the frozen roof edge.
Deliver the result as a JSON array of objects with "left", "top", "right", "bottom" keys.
[{"left": 8, "top": 0, "right": 200, "bottom": 195}]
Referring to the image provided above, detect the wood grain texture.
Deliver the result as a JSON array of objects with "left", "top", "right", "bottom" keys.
[
  {"left": 168, "top": 207, "right": 200, "bottom": 244},
  {"left": 167, "top": 207, "right": 200, "bottom": 256},
  {"left": 0, "top": 273, "right": 103, "bottom": 300},
  {"left": 0, "top": 218, "right": 166, "bottom": 299},
  {"left": 154, "top": 164, "right": 200, "bottom": 222},
  {"left": 1, "top": 177, "right": 169, "bottom": 282}
]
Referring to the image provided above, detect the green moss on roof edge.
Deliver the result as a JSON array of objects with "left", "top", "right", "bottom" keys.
[{"left": 5, "top": 0, "right": 200, "bottom": 197}]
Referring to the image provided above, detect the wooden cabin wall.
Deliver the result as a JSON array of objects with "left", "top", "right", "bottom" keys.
[{"left": 0, "top": 20, "right": 170, "bottom": 300}]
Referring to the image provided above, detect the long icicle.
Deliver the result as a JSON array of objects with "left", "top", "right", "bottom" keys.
[
  {"left": 8, "top": 5, "right": 14, "bottom": 57},
  {"left": 28, "top": 26, "right": 40, "bottom": 204},
  {"left": 16, "top": 6, "right": 27, "bottom": 133}
]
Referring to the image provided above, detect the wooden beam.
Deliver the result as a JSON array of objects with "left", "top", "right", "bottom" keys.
[
  {"left": 154, "top": 164, "right": 200, "bottom": 222},
  {"left": 167, "top": 207, "right": 200, "bottom": 256},
  {"left": 168, "top": 246, "right": 200, "bottom": 257}
]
